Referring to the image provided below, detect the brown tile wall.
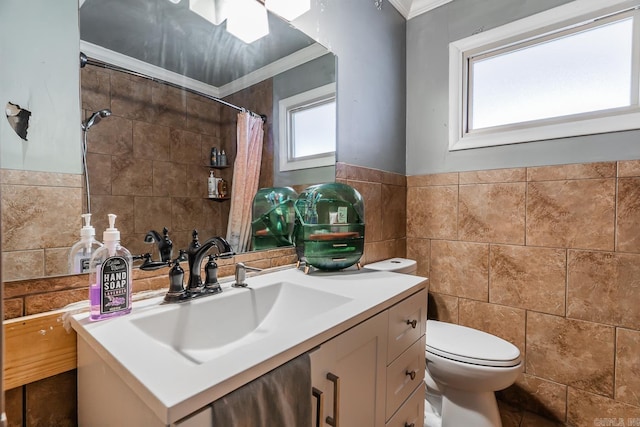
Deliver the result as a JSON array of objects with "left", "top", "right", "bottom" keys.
[
  {"left": 409, "top": 160, "right": 640, "bottom": 425},
  {"left": 336, "top": 162, "right": 407, "bottom": 264},
  {"left": 81, "top": 64, "right": 274, "bottom": 258},
  {"left": 1, "top": 170, "right": 83, "bottom": 280}
]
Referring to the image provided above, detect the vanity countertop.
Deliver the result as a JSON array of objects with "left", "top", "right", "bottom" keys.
[{"left": 70, "top": 266, "right": 427, "bottom": 424}]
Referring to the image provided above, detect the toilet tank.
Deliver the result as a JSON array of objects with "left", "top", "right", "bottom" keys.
[{"left": 364, "top": 258, "right": 417, "bottom": 275}]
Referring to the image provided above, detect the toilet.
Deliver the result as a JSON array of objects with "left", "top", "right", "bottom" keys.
[{"left": 365, "top": 258, "right": 522, "bottom": 427}]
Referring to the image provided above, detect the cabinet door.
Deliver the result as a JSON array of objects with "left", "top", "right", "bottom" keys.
[{"left": 311, "top": 311, "right": 389, "bottom": 427}]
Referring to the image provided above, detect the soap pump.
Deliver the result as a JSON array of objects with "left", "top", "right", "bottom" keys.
[
  {"left": 68, "top": 213, "right": 103, "bottom": 274},
  {"left": 88, "top": 214, "right": 133, "bottom": 321}
]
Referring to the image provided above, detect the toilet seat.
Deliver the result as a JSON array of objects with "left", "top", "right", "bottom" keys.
[{"left": 426, "top": 320, "right": 520, "bottom": 367}]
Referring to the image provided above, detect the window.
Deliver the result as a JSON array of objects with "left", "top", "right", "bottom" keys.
[
  {"left": 279, "top": 83, "right": 336, "bottom": 171},
  {"left": 449, "top": 0, "right": 640, "bottom": 150}
]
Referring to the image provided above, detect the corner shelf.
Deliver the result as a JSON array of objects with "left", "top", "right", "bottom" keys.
[
  {"left": 206, "top": 165, "right": 231, "bottom": 170},
  {"left": 207, "top": 196, "right": 230, "bottom": 202}
]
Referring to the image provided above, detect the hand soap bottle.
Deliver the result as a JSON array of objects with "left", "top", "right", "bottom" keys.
[
  {"left": 88, "top": 214, "right": 133, "bottom": 321},
  {"left": 68, "top": 213, "right": 103, "bottom": 274}
]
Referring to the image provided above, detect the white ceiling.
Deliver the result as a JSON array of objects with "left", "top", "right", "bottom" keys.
[{"left": 388, "top": 0, "right": 453, "bottom": 19}]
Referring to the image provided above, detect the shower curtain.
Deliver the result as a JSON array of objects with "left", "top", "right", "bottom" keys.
[{"left": 226, "top": 111, "right": 264, "bottom": 253}]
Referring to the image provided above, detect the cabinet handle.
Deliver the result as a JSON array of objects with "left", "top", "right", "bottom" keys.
[
  {"left": 406, "top": 319, "right": 417, "bottom": 329},
  {"left": 405, "top": 369, "right": 417, "bottom": 380},
  {"left": 326, "top": 372, "right": 340, "bottom": 427},
  {"left": 332, "top": 243, "right": 348, "bottom": 247},
  {"left": 312, "top": 387, "right": 324, "bottom": 427}
]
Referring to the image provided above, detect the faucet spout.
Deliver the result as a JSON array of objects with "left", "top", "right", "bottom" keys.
[
  {"left": 144, "top": 227, "right": 173, "bottom": 263},
  {"left": 186, "top": 230, "right": 234, "bottom": 290}
]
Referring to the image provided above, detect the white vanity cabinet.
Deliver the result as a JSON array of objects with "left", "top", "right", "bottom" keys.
[
  {"left": 311, "top": 289, "right": 427, "bottom": 427},
  {"left": 311, "top": 310, "right": 389, "bottom": 426}
]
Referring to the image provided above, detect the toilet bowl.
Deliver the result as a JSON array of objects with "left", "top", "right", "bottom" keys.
[
  {"left": 365, "top": 258, "right": 522, "bottom": 427},
  {"left": 426, "top": 320, "right": 522, "bottom": 427}
]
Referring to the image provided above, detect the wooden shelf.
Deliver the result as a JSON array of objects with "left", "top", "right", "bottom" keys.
[
  {"left": 206, "top": 165, "right": 230, "bottom": 169},
  {"left": 207, "top": 196, "right": 230, "bottom": 201}
]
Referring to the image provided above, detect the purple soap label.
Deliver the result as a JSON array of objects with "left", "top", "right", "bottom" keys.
[{"left": 100, "top": 256, "right": 129, "bottom": 314}]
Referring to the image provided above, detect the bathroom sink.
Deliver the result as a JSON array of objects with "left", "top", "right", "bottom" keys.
[
  {"left": 130, "top": 281, "right": 352, "bottom": 364},
  {"left": 70, "top": 266, "right": 427, "bottom": 424}
]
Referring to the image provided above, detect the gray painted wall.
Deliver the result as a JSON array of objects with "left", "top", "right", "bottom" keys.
[
  {"left": 406, "top": 0, "right": 640, "bottom": 176},
  {"left": 272, "top": 54, "right": 336, "bottom": 187},
  {"left": 295, "top": 0, "right": 407, "bottom": 175},
  {"left": 0, "top": 0, "right": 81, "bottom": 174}
]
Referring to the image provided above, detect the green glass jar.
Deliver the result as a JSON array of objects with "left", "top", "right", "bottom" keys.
[
  {"left": 251, "top": 187, "right": 298, "bottom": 251},
  {"left": 293, "top": 182, "right": 365, "bottom": 271}
]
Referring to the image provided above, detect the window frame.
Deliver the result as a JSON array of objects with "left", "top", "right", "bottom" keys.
[
  {"left": 278, "top": 83, "right": 337, "bottom": 172},
  {"left": 448, "top": 0, "right": 640, "bottom": 151}
]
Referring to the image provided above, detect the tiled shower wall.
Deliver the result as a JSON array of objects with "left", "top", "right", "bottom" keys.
[
  {"left": 81, "top": 63, "right": 274, "bottom": 257},
  {"left": 407, "top": 160, "right": 640, "bottom": 425}
]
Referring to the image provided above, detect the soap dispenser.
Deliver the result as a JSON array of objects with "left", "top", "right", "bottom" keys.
[
  {"left": 68, "top": 213, "right": 103, "bottom": 274},
  {"left": 88, "top": 214, "right": 133, "bottom": 321}
]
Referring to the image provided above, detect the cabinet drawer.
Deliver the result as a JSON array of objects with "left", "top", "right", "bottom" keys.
[
  {"left": 387, "top": 289, "right": 427, "bottom": 363},
  {"left": 304, "top": 238, "right": 364, "bottom": 256},
  {"left": 385, "top": 383, "right": 425, "bottom": 427},
  {"left": 385, "top": 339, "right": 425, "bottom": 421}
]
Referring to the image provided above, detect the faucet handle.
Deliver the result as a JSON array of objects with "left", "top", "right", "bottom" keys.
[{"left": 164, "top": 259, "right": 187, "bottom": 303}]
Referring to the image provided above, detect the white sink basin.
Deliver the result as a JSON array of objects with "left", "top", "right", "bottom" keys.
[
  {"left": 70, "top": 267, "right": 427, "bottom": 424},
  {"left": 130, "top": 281, "right": 352, "bottom": 364}
]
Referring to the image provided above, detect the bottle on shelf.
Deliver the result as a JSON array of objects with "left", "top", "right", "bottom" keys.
[
  {"left": 218, "top": 178, "right": 228, "bottom": 198},
  {"left": 208, "top": 170, "right": 218, "bottom": 198},
  {"left": 210, "top": 147, "right": 218, "bottom": 166}
]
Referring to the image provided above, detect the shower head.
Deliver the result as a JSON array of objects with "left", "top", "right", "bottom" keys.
[{"left": 82, "top": 109, "right": 111, "bottom": 131}]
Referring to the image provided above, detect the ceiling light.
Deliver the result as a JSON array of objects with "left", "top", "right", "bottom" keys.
[
  {"left": 189, "top": 0, "right": 228, "bottom": 25},
  {"left": 226, "top": 0, "right": 269, "bottom": 44},
  {"left": 265, "top": 0, "right": 310, "bottom": 21}
]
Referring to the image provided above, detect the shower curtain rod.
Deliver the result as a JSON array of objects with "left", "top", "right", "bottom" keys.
[{"left": 80, "top": 53, "right": 267, "bottom": 122}]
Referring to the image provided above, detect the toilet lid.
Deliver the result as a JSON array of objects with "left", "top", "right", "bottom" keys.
[
  {"left": 426, "top": 320, "right": 521, "bottom": 367},
  {"left": 364, "top": 258, "right": 417, "bottom": 274}
]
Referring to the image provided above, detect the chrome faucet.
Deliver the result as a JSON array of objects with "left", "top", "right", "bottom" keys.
[
  {"left": 233, "top": 262, "right": 263, "bottom": 287},
  {"left": 186, "top": 230, "right": 234, "bottom": 291}
]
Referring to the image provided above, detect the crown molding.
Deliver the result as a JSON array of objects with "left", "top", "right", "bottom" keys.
[
  {"left": 387, "top": 0, "right": 453, "bottom": 19},
  {"left": 408, "top": 0, "right": 453, "bottom": 18},
  {"left": 80, "top": 41, "right": 223, "bottom": 98},
  {"left": 80, "top": 41, "right": 328, "bottom": 100},
  {"left": 217, "top": 43, "right": 329, "bottom": 97},
  {"left": 387, "top": 0, "right": 412, "bottom": 18}
]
